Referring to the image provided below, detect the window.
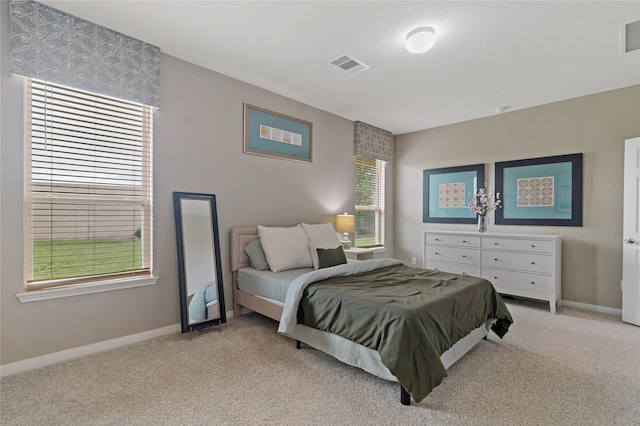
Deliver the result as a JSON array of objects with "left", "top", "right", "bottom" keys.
[
  {"left": 355, "top": 155, "right": 385, "bottom": 247},
  {"left": 24, "top": 79, "right": 153, "bottom": 291}
]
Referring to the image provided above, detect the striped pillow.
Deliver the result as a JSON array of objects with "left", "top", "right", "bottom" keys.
[{"left": 258, "top": 225, "right": 313, "bottom": 272}]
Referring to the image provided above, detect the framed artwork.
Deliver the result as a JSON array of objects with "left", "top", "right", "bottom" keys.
[
  {"left": 495, "top": 153, "right": 583, "bottom": 226},
  {"left": 423, "top": 164, "right": 484, "bottom": 223},
  {"left": 243, "top": 103, "right": 313, "bottom": 162}
]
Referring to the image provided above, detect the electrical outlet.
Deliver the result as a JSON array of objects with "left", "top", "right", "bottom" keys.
[{"left": 411, "top": 257, "right": 417, "bottom": 265}]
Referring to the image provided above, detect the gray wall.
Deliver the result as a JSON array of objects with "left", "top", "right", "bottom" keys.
[
  {"left": 394, "top": 85, "right": 640, "bottom": 310},
  {"left": 0, "top": 0, "right": 357, "bottom": 364}
]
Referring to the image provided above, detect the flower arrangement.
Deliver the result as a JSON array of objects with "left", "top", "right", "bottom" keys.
[{"left": 468, "top": 184, "right": 501, "bottom": 216}]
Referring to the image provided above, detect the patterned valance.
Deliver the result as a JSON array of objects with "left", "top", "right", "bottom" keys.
[
  {"left": 354, "top": 121, "right": 394, "bottom": 163},
  {"left": 9, "top": 0, "right": 160, "bottom": 107}
]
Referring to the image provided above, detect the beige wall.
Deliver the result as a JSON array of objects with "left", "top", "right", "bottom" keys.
[
  {"left": 394, "top": 85, "right": 640, "bottom": 310},
  {"left": 0, "top": 1, "right": 358, "bottom": 364}
]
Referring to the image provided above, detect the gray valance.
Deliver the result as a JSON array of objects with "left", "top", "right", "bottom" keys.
[
  {"left": 9, "top": 0, "right": 160, "bottom": 107},
  {"left": 354, "top": 121, "right": 394, "bottom": 163}
]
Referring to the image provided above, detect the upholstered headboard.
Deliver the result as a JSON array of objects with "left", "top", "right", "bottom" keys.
[{"left": 230, "top": 227, "right": 260, "bottom": 272}]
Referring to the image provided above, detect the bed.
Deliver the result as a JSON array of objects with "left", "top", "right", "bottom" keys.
[{"left": 231, "top": 226, "right": 512, "bottom": 405}]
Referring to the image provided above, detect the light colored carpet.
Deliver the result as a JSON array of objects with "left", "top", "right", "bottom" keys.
[{"left": 1, "top": 298, "right": 639, "bottom": 425}]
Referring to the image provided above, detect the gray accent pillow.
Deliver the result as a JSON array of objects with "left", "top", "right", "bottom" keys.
[
  {"left": 244, "top": 239, "right": 270, "bottom": 270},
  {"left": 317, "top": 246, "right": 347, "bottom": 269}
]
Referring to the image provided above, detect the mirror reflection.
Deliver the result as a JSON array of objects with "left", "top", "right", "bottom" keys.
[
  {"left": 182, "top": 198, "right": 219, "bottom": 323},
  {"left": 173, "top": 192, "right": 226, "bottom": 333}
]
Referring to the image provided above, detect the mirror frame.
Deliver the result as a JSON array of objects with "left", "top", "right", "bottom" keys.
[{"left": 173, "top": 192, "right": 226, "bottom": 333}]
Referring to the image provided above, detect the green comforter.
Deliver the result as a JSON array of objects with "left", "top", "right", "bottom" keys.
[{"left": 279, "top": 259, "right": 512, "bottom": 402}]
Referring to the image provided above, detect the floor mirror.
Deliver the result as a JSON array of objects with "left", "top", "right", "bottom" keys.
[{"left": 173, "top": 192, "right": 226, "bottom": 334}]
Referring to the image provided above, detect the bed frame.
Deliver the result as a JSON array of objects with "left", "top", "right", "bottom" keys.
[
  {"left": 230, "top": 226, "right": 492, "bottom": 405},
  {"left": 231, "top": 227, "right": 284, "bottom": 321}
]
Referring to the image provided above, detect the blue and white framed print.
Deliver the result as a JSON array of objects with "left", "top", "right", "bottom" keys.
[
  {"left": 423, "top": 164, "right": 484, "bottom": 223},
  {"left": 243, "top": 103, "right": 313, "bottom": 162},
  {"left": 495, "top": 153, "right": 583, "bottom": 226}
]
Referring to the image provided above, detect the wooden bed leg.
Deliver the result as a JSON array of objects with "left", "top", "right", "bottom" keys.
[
  {"left": 400, "top": 386, "right": 411, "bottom": 406},
  {"left": 296, "top": 340, "right": 301, "bottom": 349},
  {"left": 233, "top": 272, "right": 243, "bottom": 319}
]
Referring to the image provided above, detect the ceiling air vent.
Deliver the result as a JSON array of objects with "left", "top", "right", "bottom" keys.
[
  {"left": 331, "top": 55, "right": 369, "bottom": 74},
  {"left": 625, "top": 20, "right": 640, "bottom": 53}
]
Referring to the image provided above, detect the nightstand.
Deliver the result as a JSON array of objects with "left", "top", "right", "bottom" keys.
[{"left": 343, "top": 247, "right": 385, "bottom": 261}]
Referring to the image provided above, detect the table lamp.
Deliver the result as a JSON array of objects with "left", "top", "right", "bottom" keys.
[{"left": 335, "top": 212, "right": 355, "bottom": 249}]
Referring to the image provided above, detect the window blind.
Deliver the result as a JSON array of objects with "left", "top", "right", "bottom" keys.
[
  {"left": 355, "top": 155, "right": 385, "bottom": 247},
  {"left": 25, "top": 79, "right": 153, "bottom": 290}
]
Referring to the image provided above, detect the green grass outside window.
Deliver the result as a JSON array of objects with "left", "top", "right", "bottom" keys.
[{"left": 32, "top": 239, "right": 142, "bottom": 281}]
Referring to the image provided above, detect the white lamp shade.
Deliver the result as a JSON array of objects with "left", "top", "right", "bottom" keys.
[
  {"left": 405, "top": 27, "right": 436, "bottom": 54},
  {"left": 335, "top": 213, "right": 355, "bottom": 233}
]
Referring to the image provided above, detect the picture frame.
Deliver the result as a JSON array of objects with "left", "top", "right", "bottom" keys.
[
  {"left": 495, "top": 153, "right": 583, "bottom": 226},
  {"left": 423, "top": 164, "right": 484, "bottom": 223},
  {"left": 243, "top": 103, "right": 313, "bottom": 162}
]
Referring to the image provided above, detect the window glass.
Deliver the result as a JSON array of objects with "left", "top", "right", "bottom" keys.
[
  {"left": 25, "top": 79, "right": 153, "bottom": 290},
  {"left": 355, "top": 155, "right": 385, "bottom": 247}
]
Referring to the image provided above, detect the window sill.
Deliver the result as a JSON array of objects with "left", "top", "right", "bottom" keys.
[{"left": 16, "top": 275, "right": 159, "bottom": 303}]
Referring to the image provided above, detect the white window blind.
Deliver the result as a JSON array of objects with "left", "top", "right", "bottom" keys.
[
  {"left": 25, "top": 79, "right": 153, "bottom": 290},
  {"left": 355, "top": 155, "right": 385, "bottom": 247}
]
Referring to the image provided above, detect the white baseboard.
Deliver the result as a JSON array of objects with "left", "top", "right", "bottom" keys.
[
  {"left": 1, "top": 309, "right": 236, "bottom": 377},
  {"left": 1, "top": 323, "right": 179, "bottom": 377},
  {"left": 561, "top": 299, "right": 622, "bottom": 316}
]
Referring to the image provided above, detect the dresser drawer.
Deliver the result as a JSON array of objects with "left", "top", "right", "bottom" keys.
[
  {"left": 425, "top": 246, "right": 480, "bottom": 266},
  {"left": 423, "top": 231, "right": 560, "bottom": 313},
  {"left": 426, "top": 261, "right": 480, "bottom": 278},
  {"left": 482, "top": 268, "right": 553, "bottom": 293},
  {"left": 481, "top": 250, "right": 553, "bottom": 274},
  {"left": 482, "top": 237, "right": 553, "bottom": 254},
  {"left": 425, "top": 234, "right": 480, "bottom": 248}
]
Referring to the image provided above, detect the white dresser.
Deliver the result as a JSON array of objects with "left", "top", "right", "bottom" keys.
[{"left": 424, "top": 231, "right": 561, "bottom": 313}]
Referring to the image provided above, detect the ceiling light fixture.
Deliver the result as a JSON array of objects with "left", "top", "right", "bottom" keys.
[{"left": 405, "top": 26, "right": 436, "bottom": 54}]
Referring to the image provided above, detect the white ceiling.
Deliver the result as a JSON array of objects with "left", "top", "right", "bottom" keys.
[{"left": 39, "top": 1, "right": 640, "bottom": 135}]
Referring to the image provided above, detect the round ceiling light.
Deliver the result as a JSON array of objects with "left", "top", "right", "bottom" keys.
[{"left": 405, "top": 26, "right": 436, "bottom": 54}]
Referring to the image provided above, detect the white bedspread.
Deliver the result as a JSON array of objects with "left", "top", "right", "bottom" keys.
[{"left": 277, "top": 258, "right": 403, "bottom": 335}]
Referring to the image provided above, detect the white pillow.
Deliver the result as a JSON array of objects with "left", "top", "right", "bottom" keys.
[
  {"left": 258, "top": 225, "right": 313, "bottom": 272},
  {"left": 301, "top": 222, "right": 342, "bottom": 269}
]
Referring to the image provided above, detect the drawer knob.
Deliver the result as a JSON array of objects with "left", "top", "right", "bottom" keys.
[
  {"left": 462, "top": 240, "right": 467, "bottom": 243},
  {"left": 435, "top": 252, "right": 440, "bottom": 255},
  {"left": 494, "top": 242, "right": 498, "bottom": 245},
  {"left": 462, "top": 255, "right": 466, "bottom": 258},
  {"left": 531, "top": 281, "right": 535, "bottom": 284},
  {"left": 531, "top": 245, "right": 536, "bottom": 248},
  {"left": 494, "top": 258, "right": 498, "bottom": 261},
  {"left": 435, "top": 238, "right": 440, "bottom": 241},
  {"left": 494, "top": 276, "right": 498, "bottom": 279},
  {"left": 531, "top": 261, "right": 535, "bottom": 265},
  {"left": 462, "top": 272, "right": 466, "bottom": 275}
]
